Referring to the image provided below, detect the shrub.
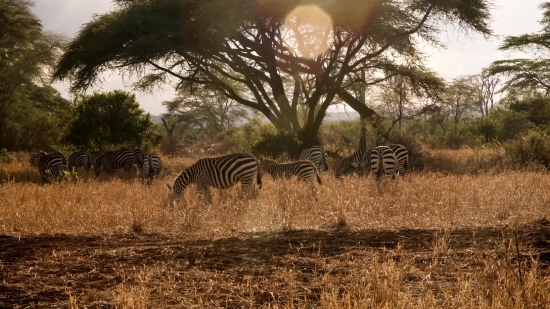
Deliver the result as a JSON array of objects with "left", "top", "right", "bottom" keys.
[
  {"left": 251, "top": 132, "right": 301, "bottom": 159},
  {"left": 504, "top": 129, "right": 550, "bottom": 169}
]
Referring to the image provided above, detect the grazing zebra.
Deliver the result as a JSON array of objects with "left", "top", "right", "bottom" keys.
[
  {"left": 167, "top": 153, "right": 262, "bottom": 207},
  {"left": 68, "top": 151, "right": 92, "bottom": 173},
  {"left": 335, "top": 149, "right": 372, "bottom": 178},
  {"left": 388, "top": 144, "right": 409, "bottom": 176},
  {"left": 299, "top": 146, "right": 329, "bottom": 172},
  {"left": 38, "top": 152, "right": 68, "bottom": 183},
  {"left": 143, "top": 153, "right": 163, "bottom": 185},
  {"left": 94, "top": 149, "right": 137, "bottom": 177},
  {"left": 367, "top": 146, "right": 398, "bottom": 181},
  {"left": 89, "top": 151, "right": 105, "bottom": 167},
  {"left": 134, "top": 149, "right": 145, "bottom": 170},
  {"left": 260, "top": 159, "right": 322, "bottom": 184},
  {"left": 29, "top": 151, "right": 47, "bottom": 167}
]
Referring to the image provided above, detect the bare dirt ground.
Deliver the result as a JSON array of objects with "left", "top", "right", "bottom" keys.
[{"left": 1, "top": 219, "right": 550, "bottom": 308}]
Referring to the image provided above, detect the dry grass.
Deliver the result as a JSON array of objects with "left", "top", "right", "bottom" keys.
[{"left": 1, "top": 152, "right": 550, "bottom": 308}]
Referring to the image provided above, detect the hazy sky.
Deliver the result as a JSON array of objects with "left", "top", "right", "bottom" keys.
[{"left": 32, "top": 0, "right": 544, "bottom": 116}]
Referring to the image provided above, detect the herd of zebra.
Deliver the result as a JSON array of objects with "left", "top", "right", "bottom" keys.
[
  {"left": 29, "top": 149, "right": 163, "bottom": 184},
  {"left": 27, "top": 144, "right": 407, "bottom": 206},
  {"left": 166, "top": 144, "right": 408, "bottom": 207}
]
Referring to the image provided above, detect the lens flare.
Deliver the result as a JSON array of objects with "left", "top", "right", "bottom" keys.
[{"left": 284, "top": 5, "right": 333, "bottom": 59}]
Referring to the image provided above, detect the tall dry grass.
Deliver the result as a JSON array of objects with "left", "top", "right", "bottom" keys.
[
  {"left": 1, "top": 152, "right": 550, "bottom": 308},
  {"left": 0, "top": 152, "right": 549, "bottom": 236}
]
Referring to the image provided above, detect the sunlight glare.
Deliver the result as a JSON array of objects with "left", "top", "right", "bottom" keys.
[{"left": 284, "top": 5, "right": 333, "bottom": 59}]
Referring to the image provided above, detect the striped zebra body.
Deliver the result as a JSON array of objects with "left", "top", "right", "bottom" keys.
[
  {"left": 68, "top": 151, "right": 92, "bottom": 173},
  {"left": 388, "top": 144, "right": 408, "bottom": 176},
  {"left": 335, "top": 149, "right": 372, "bottom": 178},
  {"left": 134, "top": 149, "right": 145, "bottom": 170},
  {"left": 260, "top": 159, "right": 322, "bottom": 184},
  {"left": 29, "top": 151, "right": 47, "bottom": 167},
  {"left": 368, "top": 146, "right": 397, "bottom": 180},
  {"left": 90, "top": 151, "right": 105, "bottom": 167},
  {"left": 143, "top": 153, "right": 163, "bottom": 185},
  {"left": 299, "top": 146, "right": 329, "bottom": 172},
  {"left": 168, "top": 153, "right": 262, "bottom": 206},
  {"left": 38, "top": 152, "right": 68, "bottom": 183},
  {"left": 94, "top": 149, "right": 136, "bottom": 176}
]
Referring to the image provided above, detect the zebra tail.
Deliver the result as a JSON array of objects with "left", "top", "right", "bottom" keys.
[
  {"left": 316, "top": 171, "right": 322, "bottom": 185},
  {"left": 257, "top": 168, "right": 262, "bottom": 189}
]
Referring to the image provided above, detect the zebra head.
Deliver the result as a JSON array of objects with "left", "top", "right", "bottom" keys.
[
  {"left": 168, "top": 167, "right": 195, "bottom": 208},
  {"left": 258, "top": 159, "right": 276, "bottom": 178},
  {"left": 335, "top": 156, "right": 360, "bottom": 178},
  {"left": 93, "top": 153, "right": 105, "bottom": 176},
  {"left": 166, "top": 184, "right": 177, "bottom": 208}
]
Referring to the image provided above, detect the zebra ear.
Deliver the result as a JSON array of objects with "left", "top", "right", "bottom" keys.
[{"left": 166, "top": 184, "right": 172, "bottom": 191}]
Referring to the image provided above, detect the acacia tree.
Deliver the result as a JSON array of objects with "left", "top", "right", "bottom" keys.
[
  {"left": 487, "top": 2, "right": 550, "bottom": 92},
  {"left": 162, "top": 86, "right": 249, "bottom": 140},
  {"left": 53, "top": 0, "right": 491, "bottom": 145}
]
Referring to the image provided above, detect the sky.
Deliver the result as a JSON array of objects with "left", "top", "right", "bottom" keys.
[{"left": 32, "top": 0, "right": 545, "bottom": 116}]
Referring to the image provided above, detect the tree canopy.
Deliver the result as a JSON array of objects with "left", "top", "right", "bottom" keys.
[
  {"left": 486, "top": 2, "right": 550, "bottom": 92},
  {"left": 53, "top": 0, "right": 492, "bottom": 144},
  {"left": 0, "top": 0, "right": 69, "bottom": 151},
  {"left": 64, "top": 90, "right": 160, "bottom": 150},
  {"left": 0, "top": 0, "right": 66, "bottom": 113}
]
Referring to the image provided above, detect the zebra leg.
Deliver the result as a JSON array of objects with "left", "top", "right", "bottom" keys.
[{"left": 197, "top": 184, "right": 213, "bottom": 204}]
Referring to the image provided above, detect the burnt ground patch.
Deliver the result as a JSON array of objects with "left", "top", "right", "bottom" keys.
[{"left": 1, "top": 219, "right": 549, "bottom": 307}]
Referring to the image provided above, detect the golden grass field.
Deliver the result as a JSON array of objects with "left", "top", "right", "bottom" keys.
[{"left": 0, "top": 149, "right": 549, "bottom": 308}]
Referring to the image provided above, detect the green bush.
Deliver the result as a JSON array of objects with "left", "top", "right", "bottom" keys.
[
  {"left": 504, "top": 129, "right": 550, "bottom": 169},
  {"left": 251, "top": 132, "right": 301, "bottom": 159}
]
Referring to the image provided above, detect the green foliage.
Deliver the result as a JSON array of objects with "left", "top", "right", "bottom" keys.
[
  {"left": 0, "top": 0, "right": 68, "bottom": 151},
  {"left": 227, "top": 117, "right": 277, "bottom": 153},
  {"left": 487, "top": 3, "right": 550, "bottom": 92},
  {"left": 0, "top": 85, "right": 73, "bottom": 151},
  {"left": 162, "top": 84, "right": 250, "bottom": 143},
  {"left": 64, "top": 90, "right": 160, "bottom": 150},
  {"left": 504, "top": 129, "right": 550, "bottom": 169},
  {"left": 251, "top": 132, "right": 301, "bottom": 160},
  {"left": 320, "top": 120, "right": 362, "bottom": 154},
  {"left": 0, "top": 0, "right": 66, "bottom": 113}
]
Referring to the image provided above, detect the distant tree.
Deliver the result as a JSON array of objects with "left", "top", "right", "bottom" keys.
[
  {"left": 162, "top": 85, "right": 249, "bottom": 141},
  {"left": 53, "top": 0, "right": 491, "bottom": 145},
  {"left": 442, "top": 77, "right": 478, "bottom": 126},
  {"left": 486, "top": 2, "right": 550, "bottom": 93},
  {"left": 64, "top": 90, "right": 159, "bottom": 150}
]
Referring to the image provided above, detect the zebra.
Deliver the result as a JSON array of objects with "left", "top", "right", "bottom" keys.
[
  {"left": 335, "top": 149, "right": 372, "bottom": 178},
  {"left": 68, "top": 151, "right": 92, "bottom": 173},
  {"left": 259, "top": 159, "right": 322, "bottom": 185},
  {"left": 94, "top": 149, "right": 137, "bottom": 177},
  {"left": 89, "top": 151, "right": 105, "bottom": 167},
  {"left": 37, "top": 152, "right": 68, "bottom": 183},
  {"left": 367, "top": 146, "right": 398, "bottom": 181},
  {"left": 299, "top": 145, "right": 329, "bottom": 172},
  {"left": 29, "top": 151, "right": 47, "bottom": 167},
  {"left": 388, "top": 144, "right": 409, "bottom": 177},
  {"left": 134, "top": 149, "right": 145, "bottom": 170},
  {"left": 167, "top": 153, "right": 262, "bottom": 207},
  {"left": 143, "top": 153, "right": 163, "bottom": 185}
]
